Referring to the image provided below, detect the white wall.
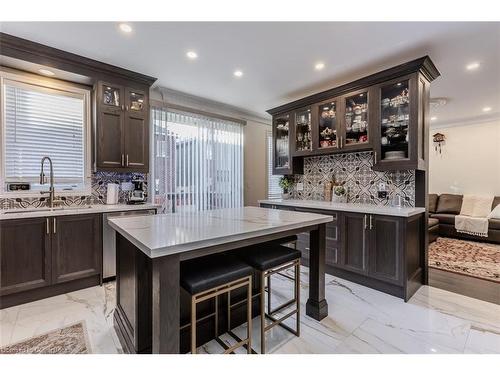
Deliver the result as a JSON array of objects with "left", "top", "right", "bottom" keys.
[
  {"left": 429, "top": 119, "right": 500, "bottom": 196},
  {"left": 244, "top": 120, "right": 272, "bottom": 206}
]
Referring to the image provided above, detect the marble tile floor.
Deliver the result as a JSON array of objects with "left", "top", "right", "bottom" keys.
[{"left": 1, "top": 267, "right": 499, "bottom": 354}]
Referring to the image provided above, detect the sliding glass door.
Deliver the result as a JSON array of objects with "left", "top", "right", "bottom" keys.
[{"left": 151, "top": 107, "right": 244, "bottom": 213}]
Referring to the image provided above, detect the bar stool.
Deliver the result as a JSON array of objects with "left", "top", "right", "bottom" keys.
[
  {"left": 180, "top": 253, "right": 253, "bottom": 354},
  {"left": 238, "top": 244, "right": 301, "bottom": 354}
]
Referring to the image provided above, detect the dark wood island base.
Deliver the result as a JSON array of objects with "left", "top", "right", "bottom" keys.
[{"left": 109, "top": 208, "right": 332, "bottom": 354}]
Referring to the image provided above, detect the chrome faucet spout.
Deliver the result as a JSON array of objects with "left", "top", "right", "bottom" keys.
[{"left": 39, "top": 157, "right": 58, "bottom": 208}]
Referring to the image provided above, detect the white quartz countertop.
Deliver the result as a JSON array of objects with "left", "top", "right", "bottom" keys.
[
  {"left": 258, "top": 199, "right": 425, "bottom": 217},
  {"left": 0, "top": 203, "right": 160, "bottom": 220},
  {"left": 107, "top": 206, "right": 333, "bottom": 258}
]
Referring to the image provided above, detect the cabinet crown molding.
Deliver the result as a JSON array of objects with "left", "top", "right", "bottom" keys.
[{"left": 267, "top": 56, "right": 440, "bottom": 116}]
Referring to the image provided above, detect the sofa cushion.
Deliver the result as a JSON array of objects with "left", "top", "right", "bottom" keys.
[
  {"left": 436, "top": 194, "right": 463, "bottom": 214},
  {"left": 428, "top": 194, "right": 439, "bottom": 213},
  {"left": 489, "top": 219, "right": 500, "bottom": 230},
  {"left": 428, "top": 217, "right": 439, "bottom": 227},
  {"left": 431, "top": 213, "right": 455, "bottom": 225}
]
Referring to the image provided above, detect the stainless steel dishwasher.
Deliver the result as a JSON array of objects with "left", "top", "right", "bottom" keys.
[{"left": 102, "top": 209, "right": 156, "bottom": 279}]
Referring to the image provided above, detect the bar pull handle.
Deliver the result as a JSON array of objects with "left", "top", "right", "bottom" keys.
[
  {"left": 364, "top": 214, "right": 367, "bottom": 230},
  {"left": 53, "top": 218, "right": 56, "bottom": 234},
  {"left": 125, "top": 105, "right": 129, "bottom": 111},
  {"left": 340, "top": 136, "right": 343, "bottom": 149},
  {"left": 46, "top": 218, "right": 50, "bottom": 234},
  {"left": 369, "top": 215, "right": 373, "bottom": 230},
  {"left": 373, "top": 151, "right": 377, "bottom": 164},
  {"left": 121, "top": 154, "right": 125, "bottom": 166},
  {"left": 126, "top": 154, "right": 129, "bottom": 167}
]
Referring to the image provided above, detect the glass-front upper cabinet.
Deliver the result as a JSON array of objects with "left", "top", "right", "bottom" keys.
[
  {"left": 102, "top": 85, "right": 121, "bottom": 108},
  {"left": 379, "top": 80, "right": 410, "bottom": 161},
  {"left": 343, "top": 91, "right": 369, "bottom": 148},
  {"left": 273, "top": 114, "right": 290, "bottom": 173},
  {"left": 294, "top": 107, "right": 312, "bottom": 153},
  {"left": 128, "top": 90, "right": 145, "bottom": 112},
  {"left": 317, "top": 100, "right": 339, "bottom": 150}
]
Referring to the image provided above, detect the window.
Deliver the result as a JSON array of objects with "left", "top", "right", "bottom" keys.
[
  {"left": 266, "top": 130, "right": 281, "bottom": 199},
  {"left": 151, "top": 106, "right": 243, "bottom": 213},
  {"left": 0, "top": 71, "right": 91, "bottom": 195}
]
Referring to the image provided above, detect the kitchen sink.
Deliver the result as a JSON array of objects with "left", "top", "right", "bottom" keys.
[{"left": 2, "top": 205, "right": 93, "bottom": 214}]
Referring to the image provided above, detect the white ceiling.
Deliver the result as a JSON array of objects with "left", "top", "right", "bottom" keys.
[{"left": 1, "top": 22, "right": 499, "bottom": 125}]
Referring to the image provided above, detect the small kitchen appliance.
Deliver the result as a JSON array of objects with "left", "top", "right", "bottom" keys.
[{"left": 127, "top": 179, "right": 147, "bottom": 204}]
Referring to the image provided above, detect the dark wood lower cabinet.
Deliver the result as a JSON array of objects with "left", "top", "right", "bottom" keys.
[
  {"left": 52, "top": 214, "right": 102, "bottom": 285},
  {"left": 262, "top": 204, "right": 425, "bottom": 301},
  {"left": 0, "top": 217, "right": 51, "bottom": 296},
  {"left": 0, "top": 214, "right": 102, "bottom": 308}
]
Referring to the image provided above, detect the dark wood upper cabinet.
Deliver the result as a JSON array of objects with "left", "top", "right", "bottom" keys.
[
  {"left": 268, "top": 56, "right": 439, "bottom": 174},
  {"left": 0, "top": 217, "right": 51, "bottom": 296},
  {"left": 272, "top": 112, "right": 303, "bottom": 175},
  {"left": 371, "top": 73, "right": 427, "bottom": 171},
  {"left": 52, "top": 214, "right": 102, "bottom": 285},
  {"left": 96, "top": 81, "right": 150, "bottom": 173}
]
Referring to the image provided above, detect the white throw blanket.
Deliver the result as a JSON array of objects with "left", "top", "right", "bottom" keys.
[{"left": 455, "top": 195, "right": 493, "bottom": 237}]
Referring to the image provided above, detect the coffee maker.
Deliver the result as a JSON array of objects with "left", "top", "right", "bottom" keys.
[{"left": 127, "top": 179, "right": 147, "bottom": 204}]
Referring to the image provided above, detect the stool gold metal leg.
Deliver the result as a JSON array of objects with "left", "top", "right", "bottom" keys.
[
  {"left": 260, "top": 271, "right": 266, "bottom": 354},
  {"left": 191, "top": 295, "right": 197, "bottom": 354},
  {"left": 295, "top": 261, "right": 301, "bottom": 336},
  {"left": 267, "top": 274, "right": 272, "bottom": 315},
  {"left": 247, "top": 276, "right": 253, "bottom": 354}
]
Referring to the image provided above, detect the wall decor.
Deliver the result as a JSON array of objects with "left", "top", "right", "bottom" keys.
[
  {"left": 433, "top": 132, "right": 446, "bottom": 154},
  {"left": 292, "top": 151, "right": 415, "bottom": 206}
]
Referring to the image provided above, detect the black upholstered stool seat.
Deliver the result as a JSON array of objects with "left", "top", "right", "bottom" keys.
[
  {"left": 238, "top": 245, "right": 301, "bottom": 271},
  {"left": 180, "top": 254, "right": 253, "bottom": 295}
]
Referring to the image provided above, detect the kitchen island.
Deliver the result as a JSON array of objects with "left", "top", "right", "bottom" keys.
[{"left": 108, "top": 206, "right": 333, "bottom": 354}]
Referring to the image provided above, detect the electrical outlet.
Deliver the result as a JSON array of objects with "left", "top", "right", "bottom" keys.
[
  {"left": 378, "top": 182, "right": 386, "bottom": 191},
  {"left": 296, "top": 182, "right": 304, "bottom": 191}
]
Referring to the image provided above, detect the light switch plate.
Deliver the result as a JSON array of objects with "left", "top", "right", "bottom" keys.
[
  {"left": 296, "top": 182, "right": 304, "bottom": 191},
  {"left": 378, "top": 182, "right": 386, "bottom": 191}
]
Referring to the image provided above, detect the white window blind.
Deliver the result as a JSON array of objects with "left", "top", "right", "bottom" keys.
[
  {"left": 266, "top": 130, "right": 282, "bottom": 199},
  {"left": 3, "top": 81, "right": 86, "bottom": 185},
  {"left": 152, "top": 107, "right": 243, "bottom": 213}
]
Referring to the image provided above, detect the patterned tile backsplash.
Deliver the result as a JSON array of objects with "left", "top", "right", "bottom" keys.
[
  {"left": 293, "top": 151, "right": 415, "bottom": 207},
  {"left": 0, "top": 172, "right": 148, "bottom": 210}
]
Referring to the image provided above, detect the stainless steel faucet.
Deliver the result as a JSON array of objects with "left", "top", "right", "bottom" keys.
[{"left": 39, "top": 156, "right": 61, "bottom": 208}]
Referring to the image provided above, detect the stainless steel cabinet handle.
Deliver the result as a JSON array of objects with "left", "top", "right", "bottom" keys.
[
  {"left": 126, "top": 154, "right": 129, "bottom": 167},
  {"left": 340, "top": 136, "right": 343, "bottom": 149},
  {"left": 121, "top": 154, "right": 125, "bottom": 166},
  {"left": 46, "top": 218, "right": 50, "bottom": 234},
  {"left": 53, "top": 218, "right": 56, "bottom": 234},
  {"left": 369, "top": 215, "right": 373, "bottom": 230},
  {"left": 374, "top": 151, "right": 377, "bottom": 164},
  {"left": 121, "top": 105, "right": 125, "bottom": 111},
  {"left": 125, "top": 105, "right": 129, "bottom": 111},
  {"left": 364, "top": 214, "right": 367, "bottom": 230}
]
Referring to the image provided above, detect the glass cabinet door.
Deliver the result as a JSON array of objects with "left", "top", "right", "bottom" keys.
[
  {"left": 274, "top": 115, "right": 290, "bottom": 170},
  {"left": 294, "top": 108, "right": 312, "bottom": 152},
  {"left": 102, "top": 85, "right": 121, "bottom": 107},
  {"left": 344, "top": 92, "right": 369, "bottom": 146},
  {"left": 380, "top": 80, "right": 410, "bottom": 160},
  {"left": 318, "top": 101, "right": 338, "bottom": 149},
  {"left": 128, "top": 90, "right": 145, "bottom": 112}
]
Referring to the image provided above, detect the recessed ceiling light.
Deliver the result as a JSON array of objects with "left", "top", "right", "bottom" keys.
[
  {"left": 482, "top": 107, "right": 492, "bottom": 112},
  {"left": 314, "top": 62, "right": 325, "bottom": 71},
  {"left": 397, "top": 82, "right": 402, "bottom": 86},
  {"left": 186, "top": 51, "right": 198, "bottom": 60},
  {"left": 119, "top": 23, "right": 133, "bottom": 33},
  {"left": 38, "top": 69, "right": 55, "bottom": 76},
  {"left": 233, "top": 70, "right": 243, "bottom": 78},
  {"left": 431, "top": 116, "right": 437, "bottom": 121},
  {"left": 466, "top": 62, "right": 480, "bottom": 71}
]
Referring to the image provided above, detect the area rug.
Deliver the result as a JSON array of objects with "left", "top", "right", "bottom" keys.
[
  {"left": 0, "top": 321, "right": 91, "bottom": 354},
  {"left": 429, "top": 237, "right": 500, "bottom": 282}
]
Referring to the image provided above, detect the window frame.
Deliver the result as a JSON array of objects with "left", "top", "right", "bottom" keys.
[{"left": 0, "top": 68, "right": 92, "bottom": 197}]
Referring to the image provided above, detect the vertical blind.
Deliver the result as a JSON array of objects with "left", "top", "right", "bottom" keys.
[
  {"left": 4, "top": 82, "right": 85, "bottom": 183},
  {"left": 152, "top": 106, "right": 244, "bottom": 213},
  {"left": 266, "top": 130, "right": 282, "bottom": 199}
]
